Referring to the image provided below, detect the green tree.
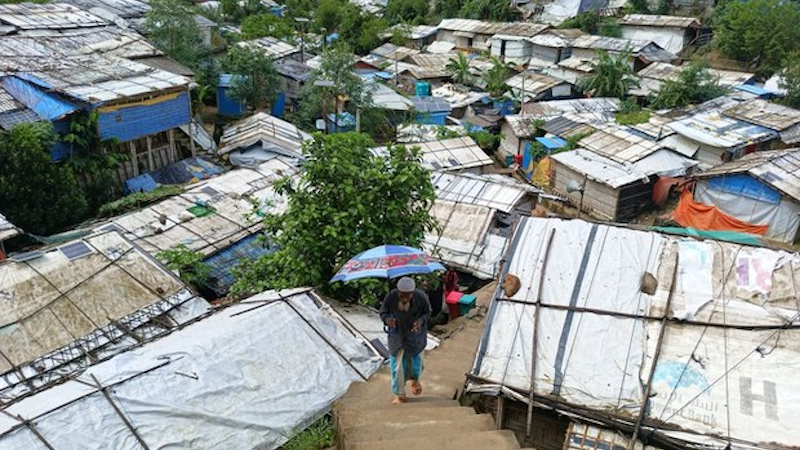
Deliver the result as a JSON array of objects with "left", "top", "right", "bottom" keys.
[
  {"left": 560, "top": 11, "right": 599, "bottom": 34},
  {"left": 0, "top": 123, "right": 89, "bottom": 235},
  {"left": 578, "top": 50, "right": 639, "bottom": 98},
  {"left": 598, "top": 18, "right": 621, "bottom": 38},
  {"left": 435, "top": 0, "right": 463, "bottom": 18},
  {"left": 314, "top": 0, "right": 345, "bottom": 37},
  {"left": 230, "top": 133, "right": 438, "bottom": 302},
  {"left": 385, "top": 0, "right": 429, "bottom": 25},
  {"left": 241, "top": 13, "right": 296, "bottom": 40},
  {"left": 459, "top": 0, "right": 517, "bottom": 21},
  {"left": 145, "top": 0, "right": 207, "bottom": 68},
  {"left": 651, "top": 61, "right": 728, "bottom": 109},
  {"left": 224, "top": 45, "right": 279, "bottom": 110},
  {"left": 715, "top": 0, "right": 800, "bottom": 77},
  {"left": 779, "top": 53, "right": 800, "bottom": 109},
  {"left": 446, "top": 52, "right": 473, "bottom": 85},
  {"left": 157, "top": 244, "right": 212, "bottom": 288},
  {"left": 339, "top": 8, "right": 387, "bottom": 55},
  {"left": 484, "top": 57, "right": 516, "bottom": 98},
  {"left": 299, "top": 45, "right": 375, "bottom": 128}
]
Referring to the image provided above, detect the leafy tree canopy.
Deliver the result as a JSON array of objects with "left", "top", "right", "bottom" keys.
[
  {"left": 650, "top": 61, "right": 728, "bottom": 109},
  {"left": 578, "top": 50, "right": 639, "bottom": 98},
  {"left": 0, "top": 123, "right": 89, "bottom": 235},
  {"left": 385, "top": 0, "right": 429, "bottom": 25},
  {"left": 241, "top": 13, "right": 296, "bottom": 40},
  {"left": 779, "top": 52, "right": 800, "bottom": 109},
  {"left": 435, "top": 0, "right": 463, "bottom": 18},
  {"left": 560, "top": 11, "right": 620, "bottom": 37},
  {"left": 145, "top": 0, "right": 207, "bottom": 68},
  {"left": 446, "top": 52, "right": 473, "bottom": 85},
  {"left": 483, "top": 57, "right": 516, "bottom": 98},
  {"left": 224, "top": 44, "right": 279, "bottom": 110},
  {"left": 459, "top": 0, "right": 517, "bottom": 21},
  {"left": 715, "top": 0, "right": 800, "bottom": 77},
  {"left": 230, "top": 133, "right": 438, "bottom": 304}
]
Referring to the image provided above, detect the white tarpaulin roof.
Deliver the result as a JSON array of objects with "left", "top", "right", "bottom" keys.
[
  {"left": 0, "top": 288, "right": 382, "bottom": 450},
  {"left": 469, "top": 217, "right": 800, "bottom": 450},
  {"left": 0, "top": 213, "right": 20, "bottom": 241},
  {"left": 0, "top": 231, "right": 210, "bottom": 402},
  {"left": 431, "top": 171, "right": 539, "bottom": 214},
  {"left": 423, "top": 200, "right": 508, "bottom": 279}
]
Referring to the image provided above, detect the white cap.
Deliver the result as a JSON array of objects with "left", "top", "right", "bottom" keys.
[{"left": 397, "top": 277, "right": 415, "bottom": 293}]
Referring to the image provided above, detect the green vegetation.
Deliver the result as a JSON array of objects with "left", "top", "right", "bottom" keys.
[
  {"left": 459, "top": 0, "right": 517, "bottom": 21},
  {"left": 241, "top": 13, "right": 296, "bottom": 40},
  {"left": 780, "top": 53, "right": 800, "bottom": 109},
  {"left": 385, "top": 0, "right": 429, "bottom": 25},
  {"left": 715, "top": 0, "right": 800, "bottom": 77},
  {"left": 224, "top": 45, "right": 279, "bottom": 110},
  {"left": 484, "top": 57, "right": 516, "bottom": 98},
  {"left": 157, "top": 244, "right": 212, "bottom": 288},
  {"left": 650, "top": 61, "right": 728, "bottom": 109},
  {"left": 231, "top": 133, "right": 437, "bottom": 305},
  {"left": 615, "top": 97, "right": 650, "bottom": 124},
  {"left": 280, "top": 416, "right": 335, "bottom": 450},
  {"left": 446, "top": 53, "right": 473, "bottom": 85},
  {"left": 0, "top": 123, "right": 88, "bottom": 235},
  {"left": 560, "top": 12, "right": 621, "bottom": 37},
  {"left": 145, "top": 0, "right": 208, "bottom": 68},
  {"left": 98, "top": 186, "right": 184, "bottom": 217},
  {"left": 578, "top": 50, "right": 639, "bottom": 98}
]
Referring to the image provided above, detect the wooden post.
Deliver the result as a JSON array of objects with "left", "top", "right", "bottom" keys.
[
  {"left": 146, "top": 137, "right": 155, "bottom": 171},
  {"left": 495, "top": 395, "right": 505, "bottom": 429},
  {"left": 129, "top": 141, "right": 139, "bottom": 176},
  {"left": 526, "top": 229, "right": 556, "bottom": 438},
  {"left": 188, "top": 122, "right": 197, "bottom": 157},
  {"left": 168, "top": 129, "right": 177, "bottom": 163},
  {"left": 629, "top": 251, "right": 680, "bottom": 448}
]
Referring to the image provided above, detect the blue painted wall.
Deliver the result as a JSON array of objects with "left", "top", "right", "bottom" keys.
[
  {"left": 415, "top": 112, "right": 447, "bottom": 125},
  {"left": 97, "top": 91, "right": 191, "bottom": 142}
]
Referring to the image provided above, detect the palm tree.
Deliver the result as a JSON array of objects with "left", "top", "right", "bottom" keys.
[
  {"left": 483, "top": 57, "right": 516, "bottom": 98},
  {"left": 578, "top": 50, "right": 640, "bottom": 98},
  {"left": 446, "top": 53, "right": 473, "bottom": 85}
]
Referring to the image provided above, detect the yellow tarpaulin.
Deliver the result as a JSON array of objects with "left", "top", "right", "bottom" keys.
[{"left": 530, "top": 156, "right": 552, "bottom": 188}]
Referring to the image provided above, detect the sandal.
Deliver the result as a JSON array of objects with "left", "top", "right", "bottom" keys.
[{"left": 411, "top": 381, "right": 423, "bottom": 396}]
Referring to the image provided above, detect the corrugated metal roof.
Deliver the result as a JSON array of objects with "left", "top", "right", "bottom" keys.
[
  {"left": 437, "top": 19, "right": 548, "bottom": 37},
  {"left": 667, "top": 110, "right": 778, "bottom": 149},
  {"left": 396, "top": 124, "right": 465, "bottom": 143},
  {"left": 541, "top": 116, "right": 595, "bottom": 138},
  {"left": 0, "top": 108, "right": 39, "bottom": 130},
  {"left": 505, "top": 71, "right": 567, "bottom": 98},
  {"left": 571, "top": 35, "right": 650, "bottom": 52},
  {"left": 637, "top": 62, "right": 754, "bottom": 86},
  {"left": 780, "top": 123, "right": 800, "bottom": 144},
  {"left": 374, "top": 136, "right": 492, "bottom": 171},
  {"left": 58, "top": 0, "right": 149, "bottom": 19},
  {"left": 619, "top": 14, "right": 700, "bottom": 28},
  {"left": 523, "top": 98, "right": 620, "bottom": 116},
  {"left": 0, "top": 212, "right": 21, "bottom": 241},
  {"left": 0, "top": 3, "right": 107, "bottom": 31},
  {"left": 218, "top": 112, "right": 312, "bottom": 157},
  {"left": 238, "top": 37, "right": 300, "bottom": 60},
  {"left": 425, "top": 41, "right": 456, "bottom": 54},
  {"left": 556, "top": 56, "right": 596, "bottom": 72},
  {"left": 382, "top": 24, "right": 438, "bottom": 40},
  {"left": 696, "top": 148, "right": 800, "bottom": 202},
  {"left": 410, "top": 96, "right": 452, "bottom": 113},
  {"left": 722, "top": 99, "right": 800, "bottom": 131},
  {"left": 371, "top": 43, "right": 419, "bottom": 61},
  {"left": 431, "top": 83, "right": 489, "bottom": 109},
  {"left": 274, "top": 59, "right": 312, "bottom": 81},
  {"left": 370, "top": 82, "right": 413, "bottom": 111},
  {"left": 551, "top": 148, "right": 650, "bottom": 188},
  {"left": 137, "top": 56, "right": 195, "bottom": 77},
  {"left": 430, "top": 170, "right": 539, "bottom": 213},
  {"left": 0, "top": 85, "right": 17, "bottom": 113},
  {"left": 578, "top": 124, "right": 665, "bottom": 164},
  {"left": 627, "top": 115, "right": 676, "bottom": 140}
]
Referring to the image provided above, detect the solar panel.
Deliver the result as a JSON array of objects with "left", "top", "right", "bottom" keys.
[
  {"left": 99, "top": 223, "right": 124, "bottom": 234},
  {"left": 10, "top": 250, "right": 44, "bottom": 262},
  {"left": 202, "top": 186, "right": 220, "bottom": 197},
  {"left": 59, "top": 241, "right": 94, "bottom": 260}
]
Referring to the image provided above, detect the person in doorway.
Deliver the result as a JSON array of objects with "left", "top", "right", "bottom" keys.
[{"left": 380, "top": 276, "right": 431, "bottom": 404}]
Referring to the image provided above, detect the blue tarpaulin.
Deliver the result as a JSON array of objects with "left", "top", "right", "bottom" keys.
[
  {"left": 125, "top": 174, "right": 159, "bottom": 193},
  {"left": 734, "top": 84, "right": 779, "bottom": 99},
  {"left": 535, "top": 136, "right": 568, "bottom": 150},
  {"left": 217, "top": 74, "right": 247, "bottom": 117},
  {"left": 706, "top": 173, "right": 782, "bottom": 204},
  {"left": 203, "top": 234, "right": 275, "bottom": 296},
  {"left": 272, "top": 92, "right": 286, "bottom": 118},
  {"left": 328, "top": 112, "right": 356, "bottom": 133},
  {"left": 2, "top": 76, "right": 80, "bottom": 121},
  {"left": 98, "top": 91, "right": 191, "bottom": 142}
]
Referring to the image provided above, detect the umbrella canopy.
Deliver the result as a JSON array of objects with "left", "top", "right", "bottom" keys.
[{"left": 330, "top": 245, "right": 445, "bottom": 283}]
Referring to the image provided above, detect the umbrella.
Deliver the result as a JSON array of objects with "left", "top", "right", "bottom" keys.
[{"left": 330, "top": 245, "right": 445, "bottom": 283}]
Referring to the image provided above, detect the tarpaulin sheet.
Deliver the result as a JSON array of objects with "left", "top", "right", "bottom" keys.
[
  {"left": 530, "top": 156, "right": 552, "bottom": 188},
  {"left": 673, "top": 190, "right": 768, "bottom": 236},
  {"left": 705, "top": 174, "right": 781, "bottom": 205},
  {"left": 695, "top": 181, "right": 800, "bottom": 242},
  {"left": 0, "top": 289, "right": 382, "bottom": 450}
]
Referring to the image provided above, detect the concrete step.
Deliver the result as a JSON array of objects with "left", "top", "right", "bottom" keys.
[
  {"left": 336, "top": 406, "right": 477, "bottom": 429},
  {"left": 335, "top": 395, "right": 460, "bottom": 413},
  {"left": 342, "top": 414, "right": 496, "bottom": 447},
  {"left": 348, "top": 429, "right": 521, "bottom": 450},
  {"left": 342, "top": 374, "right": 459, "bottom": 402}
]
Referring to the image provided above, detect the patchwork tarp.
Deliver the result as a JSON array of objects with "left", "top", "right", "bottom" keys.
[
  {"left": 469, "top": 217, "right": 800, "bottom": 450},
  {"left": 673, "top": 190, "right": 769, "bottom": 236},
  {"left": 0, "top": 289, "right": 382, "bottom": 450}
]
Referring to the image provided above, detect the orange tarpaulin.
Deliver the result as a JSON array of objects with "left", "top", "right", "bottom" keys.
[{"left": 673, "top": 190, "right": 768, "bottom": 236}]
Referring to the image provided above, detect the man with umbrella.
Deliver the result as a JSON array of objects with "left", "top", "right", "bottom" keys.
[{"left": 380, "top": 276, "right": 431, "bottom": 404}]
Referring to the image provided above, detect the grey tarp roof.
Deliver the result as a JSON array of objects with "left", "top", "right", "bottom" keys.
[{"left": 695, "top": 148, "right": 800, "bottom": 203}]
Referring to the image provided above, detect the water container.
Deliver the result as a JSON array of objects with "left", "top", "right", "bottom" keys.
[{"left": 415, "top": 81, "right": 430, "bottom": 97}]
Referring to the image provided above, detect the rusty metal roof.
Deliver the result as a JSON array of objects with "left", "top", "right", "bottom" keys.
[
  {"left": 619, "top": 14, "right": 700, "bottom": 28},
  {"left": 722, "top": 99, "right": 800, "bottom": 131},
  {"left": 578, "top": 124, "right": 665, "bottom": 164},
  {"left": 437, "top": 19, "right": 548, "bottom": 37}
]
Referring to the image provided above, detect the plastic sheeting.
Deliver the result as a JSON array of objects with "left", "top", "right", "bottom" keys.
[
  {"left": 469, "top": 217, "right": 800, "bottom": 450},
  {"left": 695, "top": 181, "right": 800, "bottom": 242},
  {"left": 673, "top": 190, "right": 769, "bottom": 236},
  {"left": 0, "top": 289, "right": 382, "bottom": 450}
]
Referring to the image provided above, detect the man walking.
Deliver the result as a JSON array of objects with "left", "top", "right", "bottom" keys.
[{"left": 380, "top": 276, "right": 431, "bottom": 404}]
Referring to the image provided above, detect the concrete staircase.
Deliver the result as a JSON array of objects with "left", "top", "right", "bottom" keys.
[{"left": 333, "top": 309, "right": 526, "bottom": 450}]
